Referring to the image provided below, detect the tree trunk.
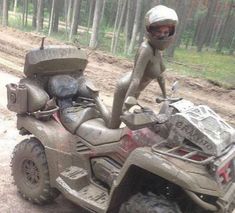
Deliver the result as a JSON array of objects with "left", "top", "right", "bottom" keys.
[
  {"left": 229, "top": 32, "right": 235, "bottom": 55},
  {"left": 205, "top": 1, "right": 221, "bottom": 47},
  {"left": 113, "top": 0, "right": 128, "bottom": 54},
  {"left": 66, "top": 0, "right": 73, "bottom": 27},
  {"left": 229, "top": 15, "right": 235, "bottom": 54},
  {"left": 13, "top": 0, "right": 18, "bottom": 14},
  {"left": 206, "top": 2, "right": 221, "bottom": 48},
  {"left": 128, "top": 0, "right": 143, "bottom": 55},
  {"left": 185, "top": 12, "right": 194, "bottom": 49},
  {"left": 185, "top": 0, "right": 198, "bottom": 48},
  {"left": 197, "top": 0, "right": 218, "bottom": 52},
  {"left": 36, "top": 0, "right": 44, "bottom": 32},
  {"left": 32, "top": 0, "right": 37, "bottom": 28},
  {"left": 0, "top": 1, "right": 2, "bottom": 20},
  {"left": 167, "top": 0, "right": 191, "bottom": 57},
  {"left": 87, "top": 0, "right": 95, "bottom": 40},
  {"left": 87, "top": 0, "right": 95, "bottom": 29},
  {"left": 53, "top": 0, "right": 63, "bottom": 33},
  {"left": 69, "top": 0, "right": 82, "bottom": 40},
  {"left": 48, "top": 0, "right": 52, "bottom": 30},
  {"left": 101, "top": 0, "right": 106, "bottom": 24},
  {"left": 22, "top": 0, "right": 25, "bottom": 27},
  {"left": 192, "top": 14, "right": 203, "bottom": 46},
  {"left": 124, "top": 0, "right": 135, "bottom": 53},
  {"left": 111, "top": 0, "right": 123, "bottom": 52},
  {"left": 224, "top": 14, "right": 235, "bottom": 50},
  {"left": 107, "top": 1, "right": 117, "bottom": 28},
  {"left": 22, "top": 0, "right": 29, "bottom": 27},
  {"left": 64, "top": 0, "right": 68, "bottom": 37},
  {"left": 2, "top": 0, "right": 8, "bottom": 27},
  {"left": 137, "top": 0, "right": 151, "bottom": 47},
  {"left": 89, "top": 0, "right": 104, "bottom": 49},
  {"left": 25, "top": 0, "right": 29, "bottom": 26},
  {"left": 217, "top": 0, "right": 235, "bottom": 53},
  {"left": 48, "top": 0, "right": 55, "bottom": 36}
]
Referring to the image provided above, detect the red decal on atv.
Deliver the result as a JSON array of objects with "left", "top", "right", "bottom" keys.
[
  {"left": 218, "top": 161, "right": 232, "bottom": 184},
  {"left": 53, "top": 112, "right": 61, "bottom": 124},
  {"left": 52, "top": 112, "right": 67, "bottom": 132},
  {"left": 120, "top": 131, "right": 138, "bottom": 153},
  {"left": 119, "top": 129, "right": 158, "bottom": 157}
]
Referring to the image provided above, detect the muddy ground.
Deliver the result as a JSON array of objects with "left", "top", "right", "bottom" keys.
[{"left": 0, "top": 26, "right": 234, "bottom": 212}]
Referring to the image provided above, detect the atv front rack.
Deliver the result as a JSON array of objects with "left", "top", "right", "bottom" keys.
[{"left": 152, "top": 142, "right": 215, "bottom": 165}]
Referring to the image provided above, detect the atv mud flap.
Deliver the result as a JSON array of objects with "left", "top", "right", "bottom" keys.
[{"left": 217, "top": 183, "right": 235, "bottom": 213}]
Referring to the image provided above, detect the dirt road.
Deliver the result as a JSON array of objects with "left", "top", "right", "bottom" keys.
[{"left": 0, "top": 26, "right": 234, "bottom": 212}]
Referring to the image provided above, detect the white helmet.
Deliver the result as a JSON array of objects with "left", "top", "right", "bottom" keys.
[{"left": 145, "top": 5, "right": 178, "bottom": 50}]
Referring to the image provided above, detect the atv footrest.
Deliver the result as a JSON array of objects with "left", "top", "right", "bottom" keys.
[
  {"left": 78, "top": 184, "right": 108, "bottom": 208},
  {"left": 56, "top": 177, "right": 108, "bottom": 212},
  {"left": 60, "top": 166, "right": 88, "bottom": 190}
]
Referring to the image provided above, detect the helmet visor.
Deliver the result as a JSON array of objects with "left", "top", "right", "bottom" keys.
[{"left": 148, "top": 25, "right": 175, "bottom": 40}]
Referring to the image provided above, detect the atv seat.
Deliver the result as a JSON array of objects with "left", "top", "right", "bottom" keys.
[
  {"left": 60, "top": 107, "right": 99, "bottom": 134},
  {"left": 76, "top": 118, "right": 123, "bottom": 145},
  {"left": 48, "top": 74, "right": 100, "bottom": 134}
]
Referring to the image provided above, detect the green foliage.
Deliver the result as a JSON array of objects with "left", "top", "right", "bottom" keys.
[
  {"left": 8, "top": 15, "right": 22, "bottom": 28},
  {"left": 8, "top": 14, "right": 33, "bottom": 31},
  {"left": 71, "top": 31, "right": 91, "bottom": 47},
  {"left": 50, "top": 30, "right": 69, "bottom": 42},
  {"left": 79, "top": 0, "right": 90, "bottom": 27},
  {"left": 167, "top": 48, "right": 235, "bottom": 89}
]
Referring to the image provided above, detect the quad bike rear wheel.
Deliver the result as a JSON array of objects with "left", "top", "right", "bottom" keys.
[
  {"left": 119, "top": 192, "right": 181, "bottom": 213},
  {"left": 11, "top": 137, "right": 60, "bottom": 204}
]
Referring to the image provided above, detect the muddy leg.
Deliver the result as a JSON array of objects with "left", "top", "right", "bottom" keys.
[{"left": 108, "top": 72, "right": 131, "bottom": 129}]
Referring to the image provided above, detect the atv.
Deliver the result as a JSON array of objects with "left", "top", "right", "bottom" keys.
[{"left": 6, "top": 43, "right": 235, "bottom": 213}]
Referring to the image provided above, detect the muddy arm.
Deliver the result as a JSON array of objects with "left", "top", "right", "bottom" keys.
[
  {"left": 124, "top": 46, "right": 151, "bottom": 99},
  {"left": 157, "top": 73, "right": 166, "bottom": 98},
  {"left": 157, "top": 54, "right": 167, "bottom": 98}
]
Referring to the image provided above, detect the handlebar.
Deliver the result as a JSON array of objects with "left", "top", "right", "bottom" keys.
[{"left": 156, "top": 97, "right": 182, "bottom": 104}]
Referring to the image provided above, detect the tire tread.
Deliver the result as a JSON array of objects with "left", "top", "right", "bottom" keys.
[
  {"left": 119, "top": 192, "right": 181, "bottom": 213},
  {"left": 11, "top": 138, "right": 60, "bottom": 205}
]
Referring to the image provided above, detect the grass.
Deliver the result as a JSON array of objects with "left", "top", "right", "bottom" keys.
[
  {"left": 8, "top": 14, "right": 34, "bottom": 32},
  {"left": 167, "top": 48, "right": 235, "bottom": 89}
]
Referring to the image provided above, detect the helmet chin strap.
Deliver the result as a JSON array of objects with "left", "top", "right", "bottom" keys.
[
  {"left": 146, "top": 33, "right": 174, "bottom": 51},
  {"left": 154, "top": 35, "right": 169, "bottom": 40}
]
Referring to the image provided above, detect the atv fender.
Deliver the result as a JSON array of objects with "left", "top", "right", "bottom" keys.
[
  {"left": 108, "top": 147, "right": 221, "bottom": 212},
  {"left": 17, "top": 115, "right": 77, "bottom": 187}
]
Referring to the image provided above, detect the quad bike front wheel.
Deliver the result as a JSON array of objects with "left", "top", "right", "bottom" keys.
[
  {"left": 119, "top": 192, "right": 181, "bottom": 213},
  {"left": 11, "top": 137, "right": 60, "bottom": 204}
]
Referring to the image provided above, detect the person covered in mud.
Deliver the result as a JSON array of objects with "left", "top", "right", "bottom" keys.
[{"left": 108, "top": 5, "right": 178, "bottom": 129}]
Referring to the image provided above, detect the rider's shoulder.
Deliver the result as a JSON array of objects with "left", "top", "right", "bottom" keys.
[{"left": 139, "top": 41, "right": 153, "bottom": 56}]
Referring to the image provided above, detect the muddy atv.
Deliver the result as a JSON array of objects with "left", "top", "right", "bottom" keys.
[{"left": 6, "top": 44, "right": 235, "bottom": 213}]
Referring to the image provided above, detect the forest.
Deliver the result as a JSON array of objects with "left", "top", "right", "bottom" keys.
[{"left": 0, "top": 0, "right": 235, "bottom": 88}]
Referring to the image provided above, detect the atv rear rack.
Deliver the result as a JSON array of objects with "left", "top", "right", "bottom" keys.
[{"left": 152, "top": 142, "right": 215, "bottom": 165}]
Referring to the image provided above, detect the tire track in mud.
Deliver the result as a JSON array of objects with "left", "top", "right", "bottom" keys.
[{"left": 0, "top": 37, "right": 27, "bottom": 58}]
